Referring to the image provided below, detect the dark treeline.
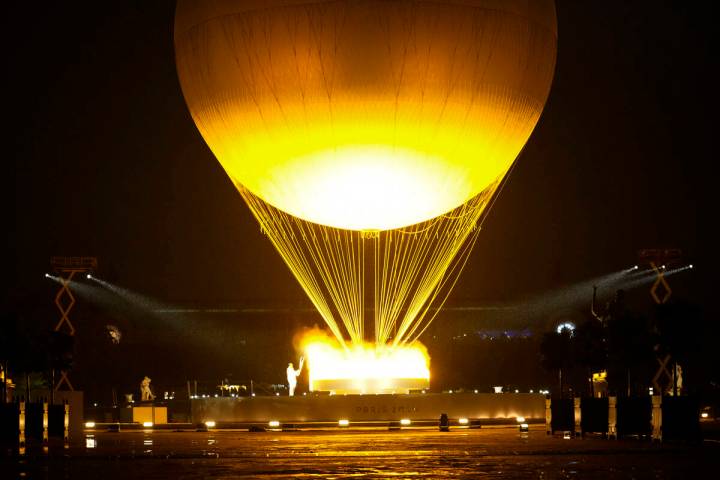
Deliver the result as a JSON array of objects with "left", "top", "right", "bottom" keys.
[{"left": 428, "top": 292, "right": 718, "bottom": 400}]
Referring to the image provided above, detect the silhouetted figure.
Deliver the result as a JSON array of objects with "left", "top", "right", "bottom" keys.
[
  {"left": 286, "top": 357, "right": 304, "bottom": 396},
  {"left": 439, "top": 413, "right": 449, "bottom": 432}
]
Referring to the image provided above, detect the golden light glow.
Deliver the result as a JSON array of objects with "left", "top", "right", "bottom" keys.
[
  {"left": 338, "top": 419, "right": 350, "bottom": 427},
  {"left": 268, "top": 420, "right": 280, "bottom": 428},
  {"left": 400, "top": 419, "right": 412, "bottom": 426},
  {"left": 142, "top": 421, "right": 153, "bottom": 428},
  {"left": 174, "top": 1, "right": 557, "bottom": 358},
  {"left": 301, "top": 331, "right": 430, "bottom": 394},
  {"left": 204, "top": 420, "right": 216, "bottom": 428},
  {"left": 84, "top": 421, "right": 96, "bottom": 429},
  {"left": 175, "top": 0, "right": 557, "bottom": 231},
  {"left": 458, "top": 418, "right": 469, "bottom": 425},
  {"left": 192, "top": 107, "right": 528, "bottom": 231}
]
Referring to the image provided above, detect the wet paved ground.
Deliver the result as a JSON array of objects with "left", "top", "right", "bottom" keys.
[{"left": 2, "top": 426, "right": 717, "bottom": 479}]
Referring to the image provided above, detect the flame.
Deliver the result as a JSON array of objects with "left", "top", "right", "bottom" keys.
[{"left": 298, "top": 330, "right": 430, "bottom": 394}]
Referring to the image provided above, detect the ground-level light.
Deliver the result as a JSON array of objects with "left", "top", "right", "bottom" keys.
[
  {"left": 400, "top": 419, "right": 411, "bottom": 426},
  {"left": 142, "top": 421, "right": 153, "bottom": 428},
  {"left": 84, "top": 421, "right": 96, "bottom": 428},
  {"left": 458, "top": 418, "right": 469, "bottom": 425},
  {"left": 338, "top": 419, "right": 350, "bottom": 427},
  {"left": 205, "top": 420, "right": 216, "bottom": 428},
  {"left": 268, "top": 420, "right": 280, "bottom": 428}
]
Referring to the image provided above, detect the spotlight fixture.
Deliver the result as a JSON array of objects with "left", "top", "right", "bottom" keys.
[
  {"left": 45, "top": 273, "right": 51, "bottom": 278},
  {"left": 633, "top": 265, "right": 639, "bottom": 270},
  {"left": 86, "top": 273, "right": 92, "bottom": 279},
  {"left": 689, "top": 264, "right": 694, "bottom": 269}
]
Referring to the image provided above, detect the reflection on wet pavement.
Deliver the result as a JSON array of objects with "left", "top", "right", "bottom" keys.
[{"left": 2, "top": 427, "right": 717, "bottom": 479}]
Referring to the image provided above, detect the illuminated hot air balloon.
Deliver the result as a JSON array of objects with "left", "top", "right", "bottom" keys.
[{"left": 175, "top": 0, "right": 556, "bottom": 393}]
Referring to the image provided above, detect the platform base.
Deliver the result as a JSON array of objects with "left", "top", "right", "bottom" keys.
[{"left": 192, "top": 392, "right": 544, "bottom": 425}]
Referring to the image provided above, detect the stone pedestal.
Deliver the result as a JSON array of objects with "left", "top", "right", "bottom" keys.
[
  {"left": 651, "top": 395, "right": 662, "bottom": 441},
  {"left": 132, "top": 405, "right": 167, "bottom": 425},
  {"left": 573, "top": 397, "right": 582, "bottom": 437},
  {"left": 545, "top": 398, "right": 552, "bottom": 435},
  {"left": 608, "top": 396, "right": 617, "bottom": 439},
  {"left": 54, "top": 390, "right": 83, "bottom": 443}
]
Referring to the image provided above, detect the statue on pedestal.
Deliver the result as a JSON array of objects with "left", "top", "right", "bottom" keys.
[{"left": 140, "top": 376, "right": 155, "bottom": 401}]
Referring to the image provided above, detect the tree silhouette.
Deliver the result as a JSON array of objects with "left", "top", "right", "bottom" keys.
[
  {"left": 606, "top": 310, "right": 653, "bottom": 396},
  {"left": 653, "top": 300, "right": 704, "bottom": 393},
  {"left": 540, "top": 329, "right": 573, "bottom": 397}
]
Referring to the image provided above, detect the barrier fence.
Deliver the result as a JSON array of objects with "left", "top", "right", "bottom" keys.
[
  {"left": 0, "top": 398, "right": 70, "bottom": 449},
  {"left": 545, "top": 395, "right": 700, "bottom": 442}
]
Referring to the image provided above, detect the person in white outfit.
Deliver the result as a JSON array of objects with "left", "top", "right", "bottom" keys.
[{"left": 286, "top": 356, "right": 304, "bottom": 396}]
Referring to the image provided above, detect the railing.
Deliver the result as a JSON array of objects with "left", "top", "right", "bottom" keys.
[
  {"left": 0, "top": 397, "right": 70, "bottom": 451},
  {"left": 545, "top": 395, "right": 700, "bottom": 442}
]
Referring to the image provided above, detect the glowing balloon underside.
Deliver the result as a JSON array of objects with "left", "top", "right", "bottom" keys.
[
  {"left": 175, "top": 0, "right": 557, "bottom": 231},
  {"left": 175, "top": 1, "right": 557, "bottom": 391}
]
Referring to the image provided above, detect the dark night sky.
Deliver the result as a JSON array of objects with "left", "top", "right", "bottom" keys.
[{"left": 4, "top": 1, "right": 717, "bottom": 390}]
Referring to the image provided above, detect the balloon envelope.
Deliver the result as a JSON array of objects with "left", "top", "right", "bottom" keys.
[{"left": 175, "top": 0, "right": 557, "bottom": 230}]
